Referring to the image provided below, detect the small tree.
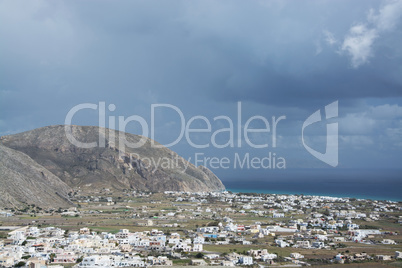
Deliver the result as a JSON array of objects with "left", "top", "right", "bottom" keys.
[
  {"left": 50, "top": 253, "right": 56, "bottom": 262},
  {"left": 15, "top": 261, "right": 26, "bottom": 267}
]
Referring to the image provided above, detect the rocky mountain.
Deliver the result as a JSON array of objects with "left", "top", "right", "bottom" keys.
[
  {"left": 0, "top": 125, "right": 225, "bottom": 194},
  {"left": 0, "top": 144, "right": 72, "bottom": 208}
]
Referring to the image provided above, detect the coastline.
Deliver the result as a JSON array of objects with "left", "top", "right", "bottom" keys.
[
  {"left": 226, "top": 187, "right": 401, "bottom": 202},
  {"left": 220, "top": 168, "right": 402, "bottom": 202}
]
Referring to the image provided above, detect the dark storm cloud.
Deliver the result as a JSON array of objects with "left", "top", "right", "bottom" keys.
[{"left": 1, "top": 0, "right": 402, "bottom": 172}]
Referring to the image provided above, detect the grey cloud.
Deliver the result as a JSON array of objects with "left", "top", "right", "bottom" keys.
[{"left": 1, "top": 0, "right": 401, "bottom": 172}]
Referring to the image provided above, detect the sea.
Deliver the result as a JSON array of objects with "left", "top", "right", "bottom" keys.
[{"left": 221, "top": 169, "right": 402, "bottom": 201}]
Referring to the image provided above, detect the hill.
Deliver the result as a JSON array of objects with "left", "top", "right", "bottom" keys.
[
  {"left": 0, "top": 144, "right": 72, "bottom": 208},
  {"left": 0, "top": 125, "right": 225, "bottom": 194}
]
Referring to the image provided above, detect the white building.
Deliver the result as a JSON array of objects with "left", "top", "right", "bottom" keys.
[
  {"left": 79, "top": 255, "right": 111, "bottom": 267},
  {"left": 239, "top": 256, "right": 253, "bottom": 265}
]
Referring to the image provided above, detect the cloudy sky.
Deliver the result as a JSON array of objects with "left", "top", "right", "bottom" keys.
[{"left": 1, "top": 0, "right": 402, "bottom": 178}]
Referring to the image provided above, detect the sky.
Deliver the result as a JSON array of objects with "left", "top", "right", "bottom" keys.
[{"left": 1, "top": 0, "right": 402, "bottom": 179}]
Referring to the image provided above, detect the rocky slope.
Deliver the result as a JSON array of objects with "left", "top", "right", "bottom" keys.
[
  {"left": 0, "top": 144, "right": 72, "bottom": 208},
  {"left": 0, "top": 125, "right": 225, "bottom": 193}
]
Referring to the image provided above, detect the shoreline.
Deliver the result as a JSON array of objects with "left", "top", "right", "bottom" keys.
[{"left": 226, "top": 188, "right": 402, "bottom": 202}]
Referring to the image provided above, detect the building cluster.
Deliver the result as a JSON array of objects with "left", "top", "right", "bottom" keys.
[{"left": 0, "top": 191, "right": 401, "bottom": 267}]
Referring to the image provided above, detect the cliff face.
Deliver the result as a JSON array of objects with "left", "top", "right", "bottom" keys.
[
  {"left": 0, "top": 144, "right": 72, "bottom": 208},
  {"left": 1, "top": 125, "right": 225, "bottom": 193}
]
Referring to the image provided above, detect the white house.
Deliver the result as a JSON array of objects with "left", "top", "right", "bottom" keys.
[
  {"left": 239, "top": 256, "right": 253, "bottom": 265},
  {"left": 261, "top": 253, "right": 277, "bottom": 261},
  {"left": 290, "top": 253, "right": 304, "bottom": 259},
  {"left": 193, "top": 236, "right": 205, "bottom": 244},
  {"left": 395, "top": 251, "right": 402, "bottom": 259},
  {"left": 296, "top": 241, "right": 310, "bottom": 248},
  {"left": 172, "top": 242, "right": 191, "bottom": 252},
  {"left": 382, "top": 239, "right": 396, "bottom": 245},
  {"left": 275, "top": 239, "right": 290, "bottom": 248},
  {"left": 193, "top": 243, "right": 203, "bottom": 252},
  {"left": 53, "top": 252, "right": 77, "bottom": 264},
  {"left": 79, "top": 255, "right": 111, "bottom": 267}
]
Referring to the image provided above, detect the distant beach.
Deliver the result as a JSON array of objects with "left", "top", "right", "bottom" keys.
[{"left": 222, "top": 168, "right": 402, "bottom": 201}]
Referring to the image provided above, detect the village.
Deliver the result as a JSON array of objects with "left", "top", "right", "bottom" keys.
[{"left": 0, "top": 190, "right": 401, "bottom": 267}]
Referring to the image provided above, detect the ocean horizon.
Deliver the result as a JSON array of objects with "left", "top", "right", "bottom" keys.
[{"left": 221, "top": 168, "right": 402, "bottom": 201}]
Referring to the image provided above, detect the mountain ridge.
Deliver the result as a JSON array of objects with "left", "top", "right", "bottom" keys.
[{"left": 0, "top": 125, "right": 225, "bottom": 203}]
